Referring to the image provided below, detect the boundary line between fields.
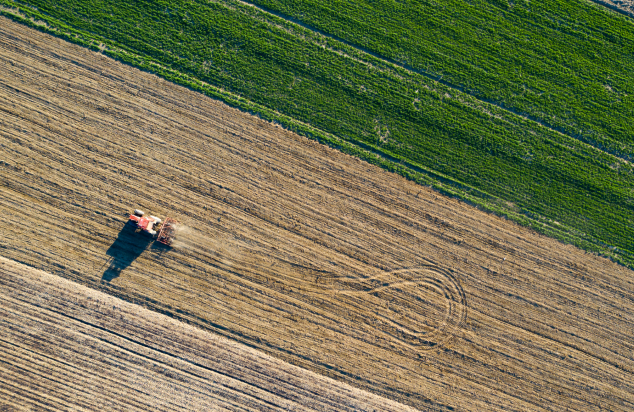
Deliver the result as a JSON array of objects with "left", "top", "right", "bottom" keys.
[{"left": 0, "top": 8, "right": 630, "bottom": 268}]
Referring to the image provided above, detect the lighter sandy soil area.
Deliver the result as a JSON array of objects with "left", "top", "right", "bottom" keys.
[
  {"left": 589, "top": 0, "right": 634, "bottom": 17},
  {"left": 0, "top": 256, "right": 415, "bottom": 411},
  {"left": 0, "top": 17, "right": 633, "bottom": 411}
]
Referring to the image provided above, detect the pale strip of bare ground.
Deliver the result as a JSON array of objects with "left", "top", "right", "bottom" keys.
[
  {"left": 0, "top": 256, "right": 414, "bottom": 412},
  {"left": 588, "top": 0, "right": 634, "bottom": 18},
  {"left": 0, "top": 17, "right": 632, "bottom": 411}
]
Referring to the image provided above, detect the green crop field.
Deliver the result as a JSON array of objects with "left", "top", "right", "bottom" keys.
[
  {"left": 250, "top": 0, "right": 634, "bottom": 160},
  {"left": 1, "top": 0, "right": 633, "bottom": 266}
]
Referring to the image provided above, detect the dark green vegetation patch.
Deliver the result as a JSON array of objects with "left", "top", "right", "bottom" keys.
[{"left": 1, "top": 0, "right": 633, "bottom": 266}]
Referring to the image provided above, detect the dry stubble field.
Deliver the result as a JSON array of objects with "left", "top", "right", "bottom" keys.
[
  {"left": 0, "top": 257, "right": 415, "bottom": 411},
  {"left": 0, "top": 17, "right": 633, "bottom": 411}
]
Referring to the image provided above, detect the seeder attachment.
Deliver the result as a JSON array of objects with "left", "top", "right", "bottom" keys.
[{"left": 156, "top": 217, "right": 177, "bottom": 246}]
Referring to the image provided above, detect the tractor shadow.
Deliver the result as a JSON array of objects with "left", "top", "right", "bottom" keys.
[{"left": 101, "top": 222, "right": 154, "bottom": 282}]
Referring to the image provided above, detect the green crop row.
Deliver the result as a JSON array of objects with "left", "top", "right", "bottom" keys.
[
  {"left": 1, "top": 0, "right": 632, "bottom": 267},
  {"left": 249, "top": 0, "right": 634, "bottom": 161}
]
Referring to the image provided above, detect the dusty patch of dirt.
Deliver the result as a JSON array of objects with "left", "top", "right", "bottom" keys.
[{"left": 0, "top": 17, "right": 633, "bottom": 411}]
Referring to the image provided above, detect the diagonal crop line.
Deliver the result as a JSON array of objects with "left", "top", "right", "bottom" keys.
[{"left": 227, "top": 0, "right": 631, "bottom": 165}]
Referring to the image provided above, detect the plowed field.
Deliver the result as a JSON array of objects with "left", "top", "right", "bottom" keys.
[
  {"left": 0, "top": 17, "right": 633, "bottom": 411},
  {"left": 0, "top": 256, "right": 414, "bottom": 411}
]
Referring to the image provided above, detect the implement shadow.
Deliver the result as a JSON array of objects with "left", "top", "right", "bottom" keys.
[{"left": 102, "top": 222, "right": 154, "bottom": 282}]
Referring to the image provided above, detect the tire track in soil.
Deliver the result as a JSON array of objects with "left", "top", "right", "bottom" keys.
[
  {"left": 0, "top": 17, "right": 633, "bottom": 411},
  {"left": 310, "top": 266, "right": 468, "bottom": 352}
]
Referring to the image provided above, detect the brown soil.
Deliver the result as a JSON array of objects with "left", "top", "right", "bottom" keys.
[
  {"left": 0, "top": 256, "right": 415, "bottom": 411},
  {"left": 0, "top": 17, "right": 633, "bottom": 411}
]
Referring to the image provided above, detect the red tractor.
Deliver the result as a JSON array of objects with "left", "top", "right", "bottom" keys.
[{"left": 128, "top": 209, "right": 177, "bottom": 246}]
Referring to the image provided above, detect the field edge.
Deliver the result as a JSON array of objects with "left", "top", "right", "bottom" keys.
[{"left": 0, "top": 4, "right": 630, "bottom": 269}]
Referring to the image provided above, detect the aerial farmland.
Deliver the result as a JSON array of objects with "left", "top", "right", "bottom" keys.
[{"left": 0, "top": 0, "right": 632, "bottom": 411}]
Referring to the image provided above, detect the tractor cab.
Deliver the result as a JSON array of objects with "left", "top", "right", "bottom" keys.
[{"left": 128, "top": 209, "right": 161, "bottom": 236}]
